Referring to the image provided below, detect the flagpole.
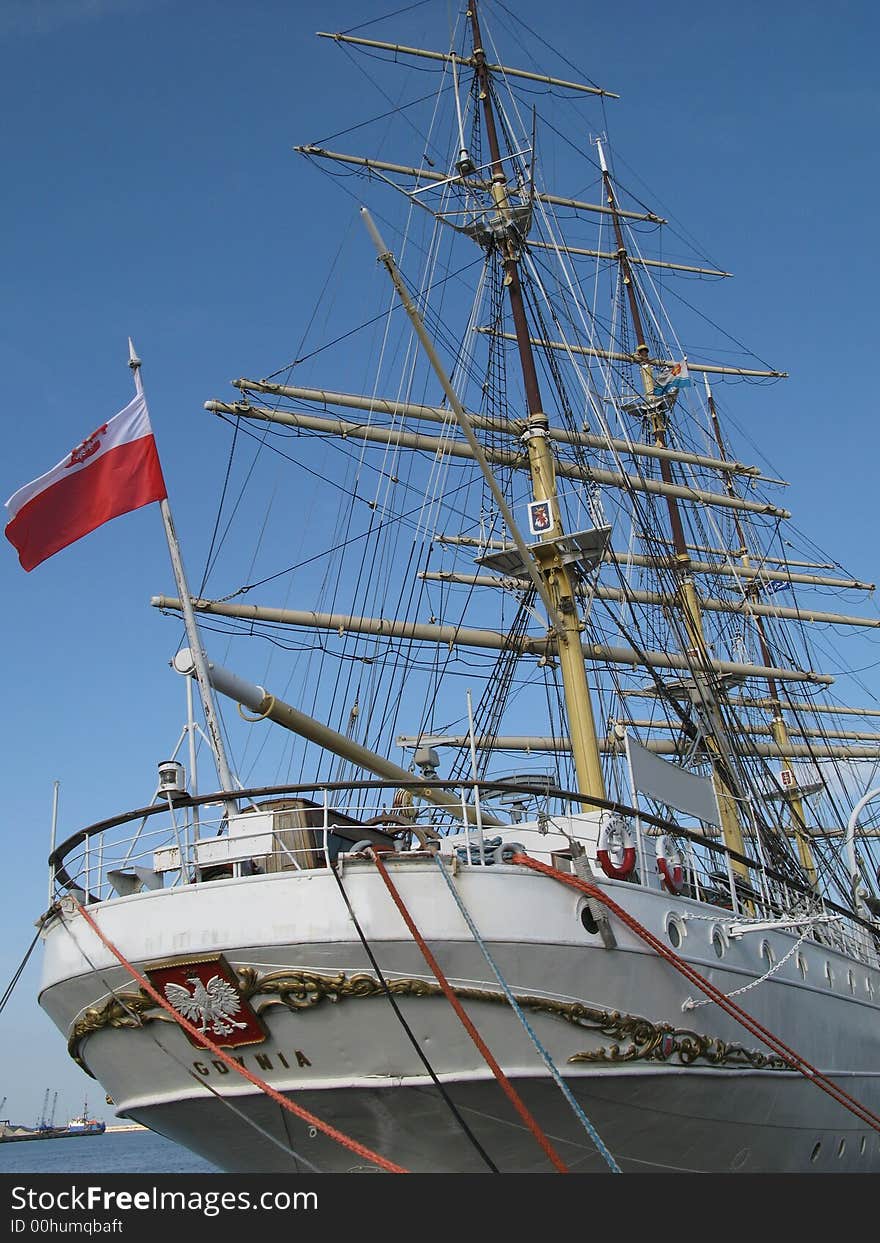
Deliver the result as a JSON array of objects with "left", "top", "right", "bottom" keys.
[
  {"left": 48, "top": 779, "right": 60, "bottom": 907},
  {"left": 128, "top": 339, "right": 238, "bottom": 806}
]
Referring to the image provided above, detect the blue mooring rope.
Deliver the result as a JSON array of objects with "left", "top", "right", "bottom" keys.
[{"left": 434, "top": 852, "right": 622, "bottom": 1173}]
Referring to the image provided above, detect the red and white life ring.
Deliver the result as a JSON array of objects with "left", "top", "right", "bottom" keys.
[
  {"left": 656, "top": 835, "right": 685, "bottom": 894},
  {"left": 596, "top": 815, "right": 637, "bottom": 880}
]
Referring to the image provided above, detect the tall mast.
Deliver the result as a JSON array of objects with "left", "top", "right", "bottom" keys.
[
  {"left": 596, "top": 141, "right": 751, "bottom": 881},
  {"left": 466, "top": 0, "right": 605, "bottom": 802},
  {"left": 704, "top": 375, "right": 818, "bottom": 887}
]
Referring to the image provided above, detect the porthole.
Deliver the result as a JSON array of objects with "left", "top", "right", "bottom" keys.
[
  {"left": 824, "top": 962, "right": 834, "bottom": 988},
  {"left": 580, "top": 905, "right": 599, "bottom": 935},
  {"left": 848, "top": 970, "right": 856, "bottom": 995},
  {"left": 837, "top": 1139, "right": 846, "bottom": 1159},
  {"left": 810, "top": 1141, "right": 822, "bottom": 1163},
  {"left": 867, "top": 977, "right": 875, "bottom": 1000},
  {"left": 797, "top": 954, "right": 808, "bottom": 979},
  {"left": 710, "top": 926, "right": 726, "bottom": 958},
  {"left": 860, "top": 1137, "right": 867, "bottom": 1156},
  {"left": 760, "top": 939, "right": 775, "bottom": 967},
  {"left": 666, "top": 915, "right": 686, "bottom": 948}
]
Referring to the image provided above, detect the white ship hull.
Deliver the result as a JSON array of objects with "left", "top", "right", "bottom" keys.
[{"left": 39, "top": 856, "right": 880, "bottom": 1174}]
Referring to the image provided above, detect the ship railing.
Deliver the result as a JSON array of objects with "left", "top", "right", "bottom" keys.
[
  {"left": 639, "top": 828, "right": 880, "bottom": 970},
  {"left": 46, "top": 781, "right": 506, "bottom": 905},
  {"left": 45, "top": 780, "right": 880, "bottom": 970}
]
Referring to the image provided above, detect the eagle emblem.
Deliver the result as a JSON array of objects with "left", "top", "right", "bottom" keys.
[
  {"left": 66, "top": 424, "right": 108, "bottom": 468},
  {"left": 164, "top": 974, "right": 249, "bottom": 1037}
]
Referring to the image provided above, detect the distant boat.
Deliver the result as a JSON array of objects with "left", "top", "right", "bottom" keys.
[
  {"left": 0, "top": 1120, "right": 104, "bottom": 1143},
  {"left": 65, "top": 1100, "right": 106, "bottom": 1136},
  {"left": 0, "top": 1097, "right": 105, "bottom": 1143}
]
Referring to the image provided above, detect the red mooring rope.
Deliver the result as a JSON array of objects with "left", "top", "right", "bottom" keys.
[
  {"left": 368, "top": 848, "right": 571, "bottom": 1172},
  {"left": 512, "top": 855, "right": 880, "bottom": 1133},
  {"left": 70, "top": 899, "right": 409, "bottom": 1173}
]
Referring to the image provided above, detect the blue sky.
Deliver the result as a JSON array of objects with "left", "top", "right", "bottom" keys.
[{"left": 1, "top": 0, "right": 878, "bottom": 1134}]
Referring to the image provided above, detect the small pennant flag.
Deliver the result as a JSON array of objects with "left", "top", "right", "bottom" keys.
[
  {"left": 653, "top": 360, "right": 691, "bottom": 396},
  {"left": 763, "top": 578, "right": 792, "bottom": 596}
]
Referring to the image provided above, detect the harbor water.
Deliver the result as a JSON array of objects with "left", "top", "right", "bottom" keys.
[{"left": 0, "top": 1128, "right": 219, "bottom": 1174}]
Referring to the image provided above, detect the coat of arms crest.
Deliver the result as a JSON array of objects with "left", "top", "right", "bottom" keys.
[{"left": 146, "top": 954, "right": 267, "bottom": 1049}]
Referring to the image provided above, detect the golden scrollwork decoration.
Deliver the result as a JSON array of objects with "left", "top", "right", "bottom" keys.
[
  {"left": 68, "top": 965, "right": 791, "bottom": 1074},
  {"left": 568, "top": 1019, "right": 789, "bottom": 1069},
  {"left": 67, "top": 992, "right": 182, "bottom": 1071}
]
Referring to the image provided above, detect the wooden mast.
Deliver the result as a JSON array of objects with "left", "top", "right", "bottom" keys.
[
  {"left": 461, "top": 0, "right": 606, "bottom": 803},
  {"left": 595, "top": 140, "right": 752, "bottom": 885}
]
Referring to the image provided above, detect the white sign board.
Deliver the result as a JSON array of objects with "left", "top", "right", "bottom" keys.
[{"left": 625, "top": 733, "right": 720, "bottom": 827}]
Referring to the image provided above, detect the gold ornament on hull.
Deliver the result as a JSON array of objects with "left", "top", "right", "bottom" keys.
[{"left": 69, "top": 966, "right": 791, "bottom": 1073}]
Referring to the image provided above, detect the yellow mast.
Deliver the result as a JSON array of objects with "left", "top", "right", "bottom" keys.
[
  {"left": 595, "top": 140, "right": 752, "bottom": 887},
  {"left": 466, "top": 0, "right": 606, "bottom": 803}
]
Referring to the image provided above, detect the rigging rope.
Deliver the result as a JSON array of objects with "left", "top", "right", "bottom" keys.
[
  {"left": 0, "top": 927, "right": 41, "bottom": 1015},
  {"left": 366, "top": 847, "right": 571, "bottom": 1171},
  {"left": 432, "top": 853, "right": 621, "bottom": 1171},
  {"left": 329, "top": 859, "right": 501, "bottom": 1171},
  {"left": 57, "top": 906, "right": 322, "bottom": 1172},
  {"left": 510, "top": 854, "right": 880, "bottom": 1133},
  {"left": 67, "top": 898, "right": 409, "bottom": 1174}
]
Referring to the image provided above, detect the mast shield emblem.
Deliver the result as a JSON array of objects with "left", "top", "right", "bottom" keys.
[{"left": 528, "top": 499, "right": 554, "bottom": 535}]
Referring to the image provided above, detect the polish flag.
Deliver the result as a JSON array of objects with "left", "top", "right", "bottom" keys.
[{"left": 4, "top": 394, "right": 167, "bottom": 572}]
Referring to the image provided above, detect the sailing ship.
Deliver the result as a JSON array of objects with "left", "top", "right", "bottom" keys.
[{"left": 31, "top": 2, "right": 880, "bottom": 1173}]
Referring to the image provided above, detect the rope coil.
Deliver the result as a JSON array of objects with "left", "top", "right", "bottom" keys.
[{"left": 237, "top": 694, "right": 276, "bottom": 722}]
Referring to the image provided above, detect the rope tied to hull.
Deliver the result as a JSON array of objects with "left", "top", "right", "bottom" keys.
[
  {"left": 328, "top": 859, "right": 501, "bottom": 1172},
  {"left": 432, "top": 852, "right": 622, "bottom": 1172},
  {"left": 66, "top": 897, "right": 409, "bottom": 1173},
  {"left": 366, "top": 848, "right": 572, "bottom": 1173},
  {"left": 0, "top": 926, "right": 42, "bottom": 1015},
  {"left": 511, "top": 853, "right": 880, "bottom": 1134}
]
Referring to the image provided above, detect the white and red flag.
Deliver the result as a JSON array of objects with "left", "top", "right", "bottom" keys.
[{"left": 4, "top": 393, "right": 167, "bottom": 572}]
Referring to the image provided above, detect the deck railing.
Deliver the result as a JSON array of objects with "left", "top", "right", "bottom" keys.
[{"left": 46, "top": 780, "right": 880, "bottom": 970}]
